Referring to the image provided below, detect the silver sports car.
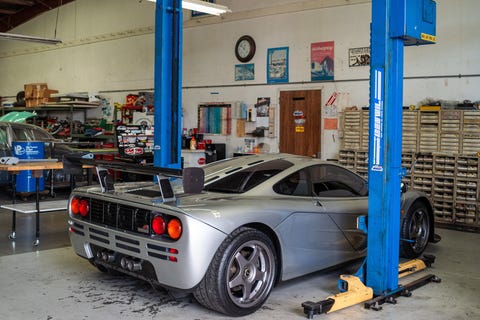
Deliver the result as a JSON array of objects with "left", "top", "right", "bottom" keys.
[{"left": 67, "top": 153, "right": 434, "bottom": 316}]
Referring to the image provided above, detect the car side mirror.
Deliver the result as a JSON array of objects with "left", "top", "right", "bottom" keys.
[{"left": 400, "top": 181, "right": 408, "bottom": 193}]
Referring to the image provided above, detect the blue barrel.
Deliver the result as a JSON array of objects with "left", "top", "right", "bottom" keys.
[{"left": 12, "top": 141, "right": 45, "bottom": 193}]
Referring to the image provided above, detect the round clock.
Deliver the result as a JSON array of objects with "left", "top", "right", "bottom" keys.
[{"left": 235, "top": 35, "right": 256, "bottom": 63}]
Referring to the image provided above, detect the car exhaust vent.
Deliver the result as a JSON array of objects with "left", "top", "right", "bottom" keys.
[
  {"left": 147, "top": 251, "right": 168, "bottom": 260},
  {"left": 70, "top": 227, "right": 84, "bottom": 236},
  {"left": 115, "top": 235, "right": 139, "bottom": 246},
  {"left": 73, "top": 222, "right": 84, "bottom": 230},
  {"left": 90, "top": 234, "right": 110, "bottom": 244},
  {"left": 77, "top": 198, "right": 154, "bottom": 236},
  {"left": 104, "top": 202, "right": 118, "bottom": 227},
  {"left": 90, "top": 198, "right": 105, "bottom": 223},
  {"left": 116, "top": 242, "right": 140, "bottom": 253},
  {"left": 88, "top": 227, "right": 110, "bottom": 244},
  {"left": 89, "top": 227, "right": 109, "bottom": 237},
  {"left": 147, "top": 243, "right": 168, "bottom": 252}
]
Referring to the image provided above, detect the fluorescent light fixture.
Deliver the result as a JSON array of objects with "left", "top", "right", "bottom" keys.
[
  {"left": 0, "top": 32, "right": 62, "bottom": 45},
  {"left": 147, "top": 0, "right": 231, "bottom": 16}
]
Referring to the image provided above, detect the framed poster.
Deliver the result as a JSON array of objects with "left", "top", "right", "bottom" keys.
[
  {"left": 311, "top": 41, "right": 334, "bottom": 81},
  {"left": 198, "top": 103, "right": 232, "bottom": 135},
  {"left": 235, "top": 63, "right": 255, "bottom": 81},
  {"left": 349, "top": 47, "right": 370, "bottom": 67},
  {"left": 267, "top": 47, "right": 289, "bottom": 83}
]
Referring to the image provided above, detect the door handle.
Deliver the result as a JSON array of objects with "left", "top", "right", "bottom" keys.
[{"left": 314, "top": 200, "right": 323, "bottom": 207}]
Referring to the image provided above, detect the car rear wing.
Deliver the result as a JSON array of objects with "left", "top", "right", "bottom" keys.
[{"left": 63, "top": 154, "right": 204, "bottom": 202}]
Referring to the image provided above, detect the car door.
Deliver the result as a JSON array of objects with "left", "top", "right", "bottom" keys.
[
  {"left": 273, "top": 166, "right": 363, "bottom": 280},
  {"left": 310, "top": 164, "right": 368, "bottom": 253}
]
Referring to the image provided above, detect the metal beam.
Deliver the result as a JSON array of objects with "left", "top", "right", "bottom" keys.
[
  {"left": 0, "top": 0, "right": 74, "bottom": 32},
  {"left": 153, "top": 0, "right": 183, "bottom": 170},
  {"left": 0, "top": 0, "right": 35, "bottom": 5}
]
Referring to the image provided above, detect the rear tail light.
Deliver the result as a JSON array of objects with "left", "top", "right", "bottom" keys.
[
  {"left": 71, "top": 197, "right": 89, "bottom": 218},
  {"left": 167, "top": 218, "right": 182, "bottom": 240},
  {"left": 71, "top": 197, "right": 80, "bottom": 215},
  {"left": 152, "top": 215, "right": 166, "bottom": 235},
  {"left": 79, "top": 199, "right": 89, "bottom": 217},
  {"left": 151, "top": 214, "right": 182, "bottom": 240}
]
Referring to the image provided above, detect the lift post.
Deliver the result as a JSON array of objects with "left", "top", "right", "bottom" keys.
[
  {"left": 153, "top": 0, "right": 183, "bottom": 170},
  {"left": 366, "top": 0, "right": 436, "bottom": 296},
  {"left": 302, "top": 1, "right": 437, "bottom": 317}
]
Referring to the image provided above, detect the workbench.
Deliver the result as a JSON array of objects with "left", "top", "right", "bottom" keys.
[{"left": 0, "top": 161, "right": 73, "bottom": 246}]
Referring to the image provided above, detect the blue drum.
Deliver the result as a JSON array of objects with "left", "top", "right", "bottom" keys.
[{"left": 12, "top": 141, "right": 45, "bottom": 192}]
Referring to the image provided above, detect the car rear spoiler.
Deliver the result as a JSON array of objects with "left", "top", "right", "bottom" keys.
[{"left": 63, "top": 154, "right": 204, "bottom": 200}]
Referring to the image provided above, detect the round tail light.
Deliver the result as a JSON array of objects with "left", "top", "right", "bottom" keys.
[
  {"left": 71, "top": 197, "right": 80, "bottom": 215},
  {"left": 79, "top": 199, "right": 89, "bottom": 217},
  {"left": 152, "top": 215, "right": 166, "bottom": 235},
  {"left": 167, "top": 218, "right": 182, "bottom": 240}
]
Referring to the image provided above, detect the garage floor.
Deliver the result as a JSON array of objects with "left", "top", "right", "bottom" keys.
[{"left": 0, "top": 192, "right": 479, "bottom": 320}]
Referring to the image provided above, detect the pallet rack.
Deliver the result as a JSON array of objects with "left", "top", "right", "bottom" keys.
[{"left": 338, "top": 148, "right": 480, "bottom": 232}]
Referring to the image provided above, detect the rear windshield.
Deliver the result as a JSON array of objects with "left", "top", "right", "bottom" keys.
[{"left": 204, "top": 159, "right": 293, "bottom": 193}]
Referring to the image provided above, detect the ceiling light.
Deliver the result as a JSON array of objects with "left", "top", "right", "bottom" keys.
[
  {"left": 147, "top": 0, "right": 231, "bottom": 16},
  {"left": 0, "top": 32, "right": 62, "bottom": 45}
]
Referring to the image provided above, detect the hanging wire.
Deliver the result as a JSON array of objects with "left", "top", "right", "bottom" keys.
[{"left": 54, "top": 0, "right": 63, "bottom": 39}]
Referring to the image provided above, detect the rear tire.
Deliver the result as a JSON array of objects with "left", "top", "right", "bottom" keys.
[
  {"left": 193, "top": 227, "right": 277, "bottom": 316},
  {"left": 400, "top": 201, "right": 431, "bottom": 258}
]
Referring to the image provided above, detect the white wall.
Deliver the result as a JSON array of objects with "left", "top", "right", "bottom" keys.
[{"left": 0, "top": 0, "right": 479, "bottom": 158}]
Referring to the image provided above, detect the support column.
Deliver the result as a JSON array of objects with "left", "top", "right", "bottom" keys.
[
  {"left": 366, "top": 0, "right": 405, "bottom": 295},
  {"left": 153, "top": 0, "right": 183, "bottom": 170}
]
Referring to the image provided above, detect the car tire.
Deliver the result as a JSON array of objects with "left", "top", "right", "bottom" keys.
[
  {"left": 193, "top": 227, "right": 277, "bottom": 316},
  {"left": 400, "top": 201, "right": 431, "bottom": 259}
]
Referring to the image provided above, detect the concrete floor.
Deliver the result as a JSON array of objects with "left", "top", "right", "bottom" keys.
[{"left": 0, "top": 191, "right": 479, "bottom": 320}]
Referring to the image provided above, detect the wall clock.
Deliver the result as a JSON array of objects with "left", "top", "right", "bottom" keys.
[{"left": 235, "top": 35, "right": 256, "bottom": 63}]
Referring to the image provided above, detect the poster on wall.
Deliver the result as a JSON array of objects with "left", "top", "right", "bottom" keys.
[
  {"left": 311, "top": 41, "right": 334, "bottom": 81},
  {"left": 323, "top": 92, "right": 338, "bottom": 130},
  {"left": 255, "top": 97, "right": 270, "bottom": 117},
  {"left": 349, "top": 47, "right": 370, "bottom": 67},
  {"left": 267, "top": 47, "right": 289, "bottom": 83},
  {"left": 235, "top": 64, "right": 255, "bottom": 81}
]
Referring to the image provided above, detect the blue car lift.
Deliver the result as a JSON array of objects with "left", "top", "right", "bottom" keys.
[
  {"left": 153, "top": 0, "right": 183, "bottom": 171},
  {"left": 302, "top": 0, "right": 439, "bottom": 317}
]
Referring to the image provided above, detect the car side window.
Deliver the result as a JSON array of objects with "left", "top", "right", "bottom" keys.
[
  {"left": 12, "top": 127, "right": 31, "bottom": 141},
  {"left": 0, "top": 126, "right": 9, "bottom": 156},
  {"left": 273, "top": 168, "right": 311, "bottom": 196},
  {"left": 310, "top": 164, "right": 368, "bottom": 197}
]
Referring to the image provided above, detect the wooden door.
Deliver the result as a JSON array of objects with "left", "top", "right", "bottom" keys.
[{"left": 279, "top": 90, "right": 321, "bottom": 157}]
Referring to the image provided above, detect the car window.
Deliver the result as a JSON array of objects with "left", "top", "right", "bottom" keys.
[
  {"left": 0, "top": 125, "right": 10, "bottom": 156},
  {"left": 273, "top": 168, "right": 312, "bottom": 196},
  {"left": 310, "top": 164, "right": 368, "bottom": 197},
  {"left": 31, "top": 126, "right": 53, "bottom": 140},
  {"left": 12, "top": 126, "right": 32, "bottom": 141},
  {"left": 204, "top": 159, "right": 294, "bottom": 193}
]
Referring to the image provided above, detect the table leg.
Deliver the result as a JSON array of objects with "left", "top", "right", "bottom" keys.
[
  {"left": 33, "top": 170, "right": 41, "bottom": 246},
  {"left": 8, "top": 173, "right": 17, "bottom": 240}
]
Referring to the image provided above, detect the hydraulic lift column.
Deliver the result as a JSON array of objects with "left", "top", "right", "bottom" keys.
[
  {"left": 302, "top": 1, "right": 437, "bottom": 317},
  {"left": 153, "top": 0, "right": 183, "bottom": 170},
  {"left": 366, "top": 0, "right": 437, "bottom": 295}
]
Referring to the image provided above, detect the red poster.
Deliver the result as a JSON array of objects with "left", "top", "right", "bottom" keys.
[{"left": 311, "top": 41, "right": 334, "bottom": 81}]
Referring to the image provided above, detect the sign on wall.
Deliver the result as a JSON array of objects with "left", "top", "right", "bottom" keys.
[
  {"left": 349, "top": 47, "right": 370, "bottom": 67},
  {"left": 235, "top": 63, "right": 254, "bottom": 81},
  {"left": 311, "top": 41, "right": 334, "bottom": 81},
  {"left": 267, "top": 47, "right": 289, "bottom": 83}
]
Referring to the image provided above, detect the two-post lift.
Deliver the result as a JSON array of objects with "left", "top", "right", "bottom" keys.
[
  {"left": 302, "top": 0, "right": 440, "bottom": 317},
  {"left": 151, "top": 0, "right": 441, "bottom": 317}
]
